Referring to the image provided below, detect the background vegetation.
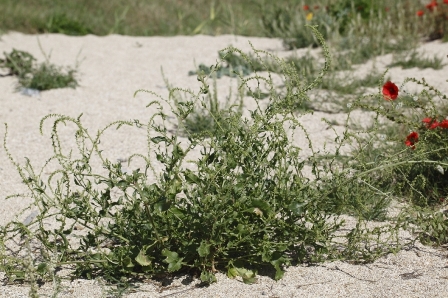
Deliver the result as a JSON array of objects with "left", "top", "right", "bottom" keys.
[{"left": 0, "top": 0, "right": 445, "bottom": 42}]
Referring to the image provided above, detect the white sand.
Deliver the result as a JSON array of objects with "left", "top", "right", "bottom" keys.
[{"left": 0, "top": 32, "right": 448, "bottom": 297}]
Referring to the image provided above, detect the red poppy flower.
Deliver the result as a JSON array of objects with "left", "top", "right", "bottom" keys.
[
  {"left": 382, "top": 81, "right": 399, "bottom": 100},
  {"left": 405, "top": 131, "right": 419, "bottom": 149},
  {"left": 429, "top": 120, "right": 440, "bottom": 129},
  {"left": 439, "top": 119, "right": 448, "bottom": 128},
  {"left": 417, "top": 10, "right": 425, "bottom": 16},
  {"left": 303, "top": 5, "right": 310, "bottom": 11},
  {"left": 426, "top": 0, "right": 438, "bottom": 11},
  {"left": 422, "top": 117, "right": 440, "bottom": 129},
  {"left": 444, "top": 0, "right": 448, "bottom": 4},
  {"left": 422, "top": 117, "right": 433, "bottom": 127}
]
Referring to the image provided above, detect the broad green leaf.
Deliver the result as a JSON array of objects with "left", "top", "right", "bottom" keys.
[
  {"left": 168, "top": 207, "right": 185, "bottom": 219},
  {"left": 168, "top": 178, "right": 182, "bottom": 195},
  {"left": 162, "top": 249, "right": 183, "bottom": 272},
  {"left": 288, "top": 201, "right": 306, "bottom": 215},
  {"left": 184, "top": 169, "right": 200, "bottom": 184},
  {"left": 151, "top": 136, "right": 167, "bottom": 144},
  {"left": 162, "top": 249, "right": 179, "bottom": 262},
  {"left": 173, "top": 144, "right": 184, "bottom": 160},
  {"left": 200, "top": 271, "right": 217, "bottom": 283},
  {"left": 237, "top": 224, "right": 249, "bottom": 235},
  {"left": 123, "top": 256, "right": 134, "bottom": 268},
  {"left": 135, "top": 249, "right": 152, "bottom": 266},
  {"left": 241, "top": 271, "right": 257, "bottom": 284},
  {"left": 227, "top": 267, "right": 257, "bottom": 284},
  {"left": 154, "top": 199, "right": 171, "bottom": 212},
  {"left": 269, "top": 251, "right": 290, "bottom": 280},
  {"left": 167, "top": 259, "right": 183, "bottom": 272},
  {"left": 197, "top": 241, "right": 210, "bottom": 257},
  {"left": 227, "top": 267, "right": 238, "bottom": 279},
  {"left": 116, "top": 180, "right": 128, "bottom": 188},
  {"left": 271, "top": 258, "right": 286, "bottom": 280}
]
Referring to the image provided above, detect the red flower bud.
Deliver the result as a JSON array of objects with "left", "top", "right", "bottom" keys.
[{"left": 429, "top": 121, "right": 439, "bottom": 129}]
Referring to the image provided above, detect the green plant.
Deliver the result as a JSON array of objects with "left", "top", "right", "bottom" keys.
[
  {"left": 22, "top": 63, "right": 78, "bottom": 90},
  {"left": 0, "top": 48, "right": 78, "bottom": 91},
  {"left": 0, "top": 49, "right": 35, "bottom": 77},
  {"left": 1, "top": 28, "right": 413, "bottom": 294}
]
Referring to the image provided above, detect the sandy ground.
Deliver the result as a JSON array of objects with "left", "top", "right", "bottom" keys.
[{"left": 0, "top": 32, "right": 448, "bottom": 297}]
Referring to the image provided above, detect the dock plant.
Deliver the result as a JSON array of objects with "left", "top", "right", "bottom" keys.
[{"left": 0, "top": 15, "right": 447, "bottom": 298}]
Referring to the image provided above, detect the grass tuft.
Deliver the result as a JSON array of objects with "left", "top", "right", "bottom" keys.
[{"left": 0, "top": 48, "right": 78, "bottom": 91}]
